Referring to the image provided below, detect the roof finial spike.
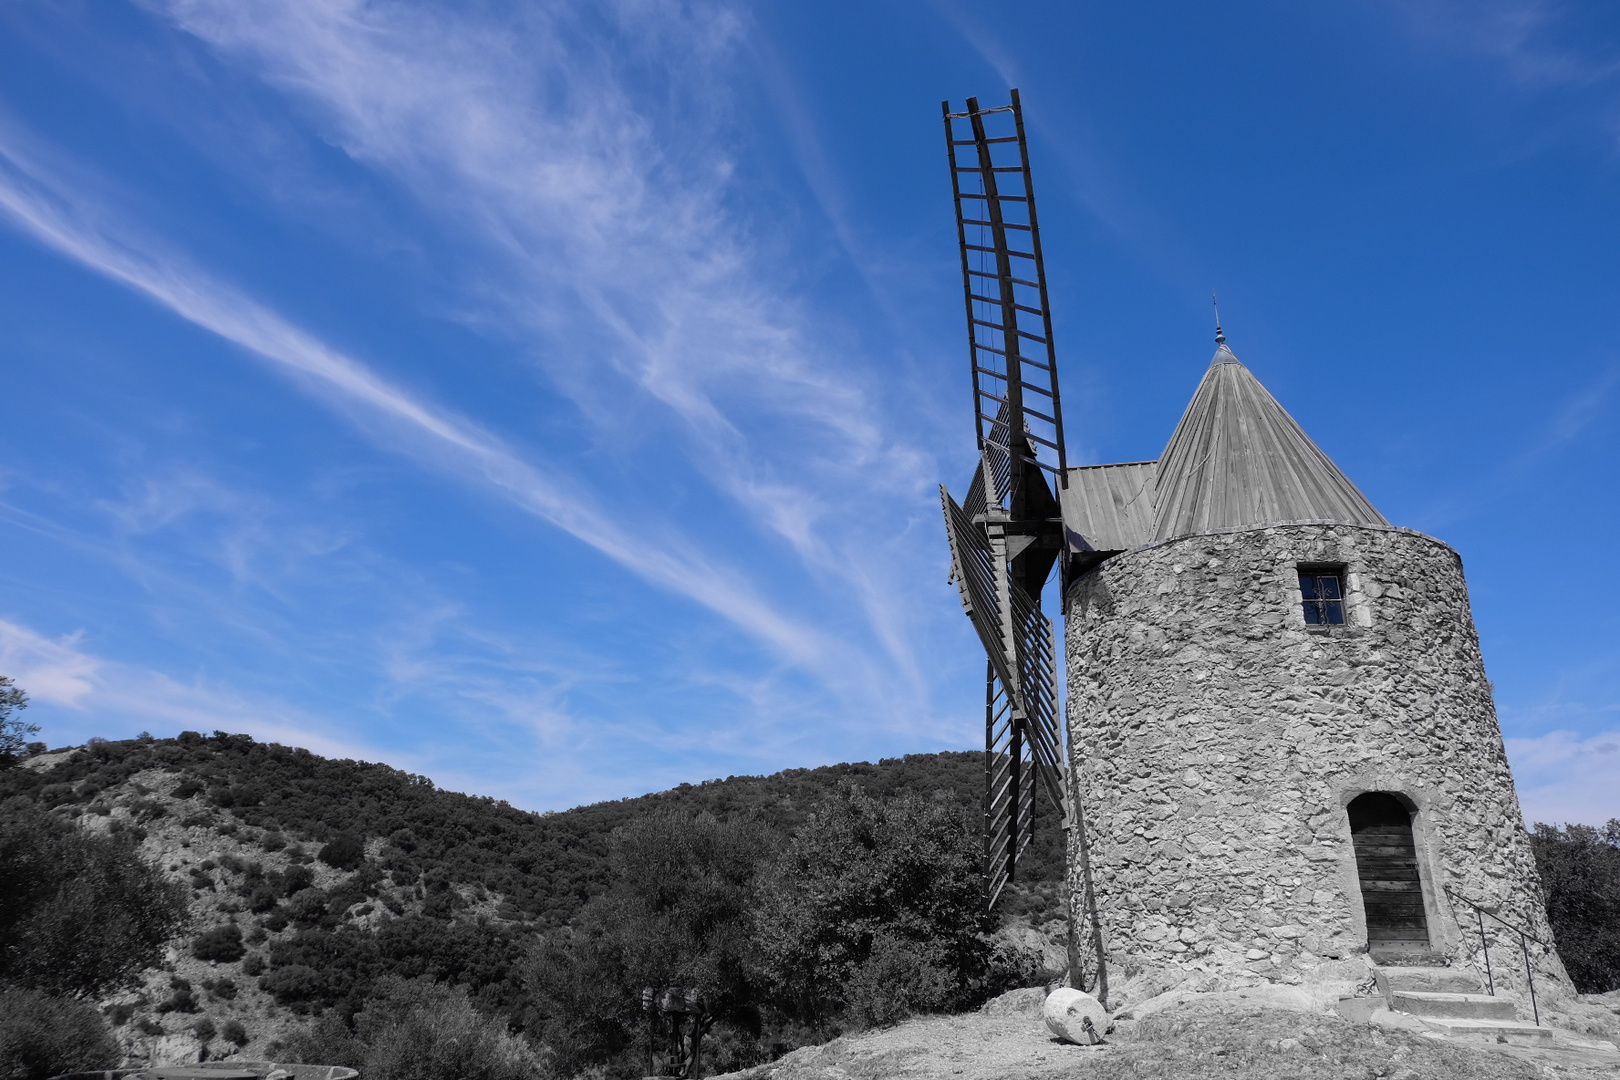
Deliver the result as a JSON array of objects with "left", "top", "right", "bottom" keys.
[{"left": 1212, "top": 291, "right": 1226, "bottom": 346}]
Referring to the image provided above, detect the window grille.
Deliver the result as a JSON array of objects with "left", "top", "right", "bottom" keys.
[{"left": 1300, "top": 569, "right": 1346, "bottom": 625}]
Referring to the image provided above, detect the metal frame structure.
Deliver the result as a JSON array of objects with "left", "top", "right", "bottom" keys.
[{"left": 938, "top": 91, "right": 1108, "bottom": 1001}]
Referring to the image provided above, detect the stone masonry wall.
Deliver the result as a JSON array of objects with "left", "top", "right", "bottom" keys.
[{"left": 1063, "top": 522, "right": 1570, "bottom": 1008}]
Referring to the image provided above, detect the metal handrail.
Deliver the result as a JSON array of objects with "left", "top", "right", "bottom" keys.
[{"left": 1442, "top": 884, "right": 1545, "bottom": 1026}]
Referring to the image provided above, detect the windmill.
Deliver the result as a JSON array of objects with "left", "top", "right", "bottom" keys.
[{"left": 938, "top": 91, "right": 1107, "bottom": 998}]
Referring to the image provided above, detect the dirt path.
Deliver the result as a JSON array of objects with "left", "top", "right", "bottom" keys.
[{"left": 715, "top": 989, "right": 1620, "bottom": 1080}]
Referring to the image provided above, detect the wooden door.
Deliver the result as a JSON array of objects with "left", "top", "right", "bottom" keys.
[{"left": 1348, "top": 792, "right": 1430, "bottom": 951}]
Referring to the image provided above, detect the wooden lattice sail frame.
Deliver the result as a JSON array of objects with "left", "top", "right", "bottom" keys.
[{"left": 938, "top": 91, "right": 1107, "bottom": 1001}]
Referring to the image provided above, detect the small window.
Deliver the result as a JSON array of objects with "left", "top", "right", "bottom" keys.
[{"left": 1300, "top": 567, "right": 1346, "bottom": 625}]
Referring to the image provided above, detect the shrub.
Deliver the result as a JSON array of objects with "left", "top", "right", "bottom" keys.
[
  {"left": 267, "top": 1014, "right": 363, "bottom": 1071},
  {"left": 193, "top": 924, "right": 245, "bottom": 962},
  {"left": 524, "top": 808, "right": 769, "bottom": 1074},
  {"left": 105, "top": 1002, "right": 135, "bottom": 1027},
  {"left": 192, "top": 1016, "right": 216, "bottom": 1043},
  {"left": 288, "top": 890, "right": 330, "bottom": 928},
  {"left": 356, "top": 978, "right": 549, "bottom": 1080},
  {"left": 0, "top": 987, "right": 119, "bottom": 1080},
  {"left": 156, "top": 977, "right": 198, "bottom": 1014},
  {"left": 172, "top": 777, "right": 204, "bottom": 799},
  {"left": 981, "top": 933, "right": 1053, "bottom": 998},
  {"left": 241, "top": 953, "right": 266, "bottom": 977},
  {"left": 260, "top": 964, "right": 325, "bottom": 1011},
  {"left": 753, "top": 783, "right": 989, "bottom": 1025},
  {"left": 1532, "top": 819, "right": 1620, "bottom": 992},
  {"left": 319, "top": 834, "right": 365, "bottom": 871},
  {"left": 282, "top": 864, "right": 315, "bottom": 896},
  {"left": 0, "top": 803, "right": 190, "bottom": 997},
  {"left": 221, "top": 1018, "right": 249, "bottom": 1048},
  {"left": 844, "top": 934, "right": 955, "bottom": 1028},
  {"left": 249, "top": 884, "right": 280, "bottom": 913},
  {"left": 0, "top": 677, "right": 38, "bottom": 767},
  {"left": 261, "top": 831, "right": 287, "bottom": 852}
]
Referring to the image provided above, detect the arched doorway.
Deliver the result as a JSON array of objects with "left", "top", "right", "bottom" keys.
[{"left": 1348, "top": 792, "right": 1430, "bottom": 954}]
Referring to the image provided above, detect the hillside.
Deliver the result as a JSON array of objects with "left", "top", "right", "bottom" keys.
[{"left": 0, "top": 732, "right": 1067, "bottom": 1066}]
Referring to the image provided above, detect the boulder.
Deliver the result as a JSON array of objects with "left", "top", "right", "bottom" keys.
[
  {"left": 1043, "top": 988, "right": 1108, "bottom": 1045},
  {"left": 980, "top": 986, "right": 1046, "bottom": 1017}
]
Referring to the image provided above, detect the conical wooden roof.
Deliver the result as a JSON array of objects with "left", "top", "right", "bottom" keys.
[{"left": 1151, "top": 344, "right": 1385, "bottom": 541}]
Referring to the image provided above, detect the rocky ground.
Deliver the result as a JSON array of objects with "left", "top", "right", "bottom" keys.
[{"left": 718, "top": 987, "right": 1620, "bottom": 1080}]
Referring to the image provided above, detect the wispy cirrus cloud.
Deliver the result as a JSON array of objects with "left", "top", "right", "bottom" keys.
[
  {"left": 154, "top": 0, "right": 916, "bottom": 497},
  {"left": 1506, "top": 727, "right": 1620, "bottom": 827},
  {"left": 0, "top": 122, "right": 833, "bottom": 670},
  {"left": 0, "top": 616, "right": 377, "bottom": 761},
  {"left": 1380, "top": 0, "right": 1620, "bottom": 88},
  {"left": 141, "top": 0, "right": 961, "bottom": 719}
]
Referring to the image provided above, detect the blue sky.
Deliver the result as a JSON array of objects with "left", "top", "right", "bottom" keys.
[{"left": 0, "top": 1, "right": 1616, "bottom": 824}]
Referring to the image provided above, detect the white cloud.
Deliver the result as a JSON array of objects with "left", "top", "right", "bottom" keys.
[
  {"left": 0, "top": 0, "right": 982, "bottom": 736},
  {"left": 0, "top": 617, "right": 374, "bottom": 760},
  {"left": 145, "top": 0, "right": 948, "bottom": 697},
  {"left": 0, "top": 124, "right": 836, "bottom": 671},
  {"left": 1506, "top": 728, "right": 1620, "bottom": 828},
  {"left": 0, "top": 620, "right": 100, "bottom": 707},
  {"left": 1381, "top": 0, "right": 1620, "bottom": 88}
]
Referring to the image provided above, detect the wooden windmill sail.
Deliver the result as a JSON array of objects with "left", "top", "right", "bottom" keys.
[{"left": 938, "top": 91, "right": 1107, "bottom": 999}]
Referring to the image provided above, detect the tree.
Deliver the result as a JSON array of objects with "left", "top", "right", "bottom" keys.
[
  {"left": 1531, "top": 819, "right": 1620, "bottom": 993},
  {"left": 752, "top": 783, "right": 990, "bottom": 1028},
  {"left": 273, "top": 978, "right": 548, "bottom": 1080},
  {"left": 524, "top": 807, "right": 770, "bottom": 1075},
  {"left": 319, "top": 834, "right": 366, "bottom": 871},
  {"left": 0, "top": 987, "right": 119, "bottom": 1080},
  {"left": 193, "top": 924, "right": 246, "bottom": 962},
  {"left": 0, "top": 802, "right": 190, "bottom": 997},
  {"left": 0, "top": 677, "right": 36, "bottom": 766}
]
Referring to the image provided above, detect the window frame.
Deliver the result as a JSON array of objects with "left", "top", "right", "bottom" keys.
[{"left": 1297, "top": 563, "right": 1349, "bottom": 627}]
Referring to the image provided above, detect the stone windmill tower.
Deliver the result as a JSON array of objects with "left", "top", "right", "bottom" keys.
[
  {"left": 938, "top": 91, "right": 1571, "bottom": 1018},
  {"left": 1061, "top": 329, "right": 1572, "bottom": 1007}
]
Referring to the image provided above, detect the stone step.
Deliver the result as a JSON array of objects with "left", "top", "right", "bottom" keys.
[
  {"left": 1369, "top": 947, "right": 1448, "bottom": 967},
  {"left": 1420, "top": 1017, "right": 1552, "bottom": 1042},
  {"left": 1374, "top": 965, "right": 1484, "bottom": 996},
  {"left": 1390, "top": 990, "right": 1518, "bottom": 1020}
]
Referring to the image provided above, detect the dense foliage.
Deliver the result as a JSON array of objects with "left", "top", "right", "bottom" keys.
[
  {"left": 0, "top": 988, "right": 119, "bottom": 1080},
  {"left": 0, "top": 730, "right": 1057, "bottom": 1073},
  {"left": 271, "top": 977, "right": 549, "bottom": 1080},
  {"left": 0, "top": 732, "right": 1060, "bottom": 931},
  {"left": 263, "top": 915, "right": 531, "bottom": 1022},
  {"left": 525, "top": 788, "right": 1044, "bottom": 1076},
  {"left": 753, "top": 784, "right": 992, "bottom": 1025},
  {"left": 0, "top": 677, "right": 35, "bottom": 764},
  {"left": 525, "top": 808, "right": 774, "bottom": 1075},
  {"left": 0, "top": 801, "right": 189, "bottom": 998},
  {"left": 1531, "top": 819, "right": 1620, "bottom": 993}
]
